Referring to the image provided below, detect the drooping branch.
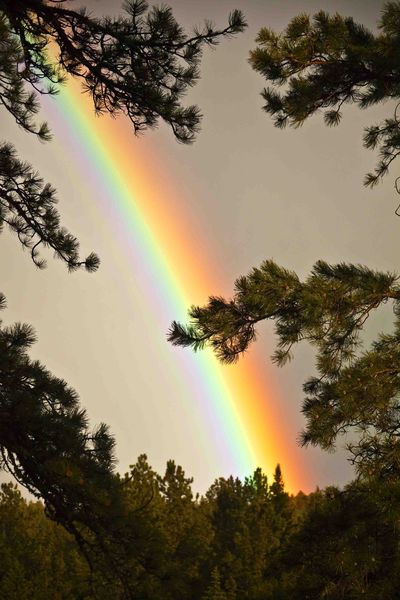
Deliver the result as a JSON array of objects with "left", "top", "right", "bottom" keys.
[
  {"left": 0, "top": 143, "right": 99, "bottom": 271},
  {"left": 2, "top": 0, "right": 246, "bottom": 143},
  {"left": 249, "top": 5, "right": 400, "bottom": 187},
  {"left": 0, "top": 0, "right": 245, "bottom": 270}
]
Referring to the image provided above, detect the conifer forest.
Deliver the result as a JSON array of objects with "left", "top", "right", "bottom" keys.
[{"left": 1, "top": 1, "right": 400, "bottom": 598}]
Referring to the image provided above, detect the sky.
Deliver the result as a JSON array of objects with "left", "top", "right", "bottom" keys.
[{"left": 1, "top": 0, "right": 395, "bottom": 494}]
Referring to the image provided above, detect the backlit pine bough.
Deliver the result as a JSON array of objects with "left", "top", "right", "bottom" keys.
[
  {"left": 169, "top": 260, "right": 400, "bottom": 481},
  {"left": 0, "top": 0, "right": 245, "bottom": 270}
]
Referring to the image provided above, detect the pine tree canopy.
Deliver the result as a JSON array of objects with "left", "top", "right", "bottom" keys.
[
  {"left": 0, "top": 0, "right": 245, "bottom": 270},
  {"left": 249, "top": 2, "right": 400, "bottom": 187},
  {"left": 169, "top": 260, "right": 400, "bottom": 481},
  {"left": 3, "top": 465, "right": 400, "bottom": 599}
]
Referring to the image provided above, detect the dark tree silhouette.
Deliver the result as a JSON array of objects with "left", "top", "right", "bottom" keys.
[
  {"left": 2, "top": 0, "right": 245, "bottom": 143},
  {"left": 3, "top": 466, "right": 400, "bottom": 599},
  {"left": 0, "top": 143, "right": 100, "bottom": 271},
  {"left": 0, "top": 292, "right": 132, "bottom": 592}
]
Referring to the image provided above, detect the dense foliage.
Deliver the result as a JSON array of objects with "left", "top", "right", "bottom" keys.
[
  {"left": 0, "top": 293, "right": 143, "bottom": 596},
  {"left": 2, "top": 460, "right": 400, "bottom": 600}
]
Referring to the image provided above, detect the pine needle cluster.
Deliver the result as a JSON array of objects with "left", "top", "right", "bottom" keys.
[{"left": 249, "top": 3, "right": 400, "bottom": 187}]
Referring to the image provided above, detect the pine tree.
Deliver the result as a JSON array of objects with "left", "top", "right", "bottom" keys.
[
  {"left": 0, "top": 293, "right": 140, "bottom": 594},
  {"left": 205, "top": 470, "right": 283, "bottom": 600},
  {"left": 270, "top": 465, "right": 289, "bottom": 515},
  {"left": 0, "top": 295, "right": 116, "bottom": 507},
  {"left": 154, "top": 460, "right": 210, "bottom": 599},
  {"left": 169, "top": 260, "right": 400, "bottom": 481},
  {"left": 281, "top": 481, "right": 400, "bottom": 600},
  {"left": 249, "top": 2, "right": 400, "bottom": 188},
  {"left": 0, "top": 483, "right": 91, "bottom": 599},
  {"left": 202, "top": 568, "right": 228, "bottom": 600}
]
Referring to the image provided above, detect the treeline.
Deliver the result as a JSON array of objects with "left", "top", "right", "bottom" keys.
[{"left": 1, "top": 457, "right": 400, "bottom": 600}]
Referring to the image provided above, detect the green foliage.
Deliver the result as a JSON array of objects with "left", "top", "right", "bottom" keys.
[
  {"left": 202, "top": 568, "right": 228, "bottom": 600},
  {"left": 282, "top": 481, "right": 400, "bottom": 599},
  {"left": 4, "top": 462, "right": 399, "bottom": 600},
  {"left": 205, "top": 468, "right": 289, "bottom": 600},
  {"left": 169, "top": 260, "right": 400, "bottom": 480},
  {"left": 249, "top": 2, "right": 400, "bottom": 187},
  {"left": 0, "top": 483, "right": 92, "bottom": 599}
]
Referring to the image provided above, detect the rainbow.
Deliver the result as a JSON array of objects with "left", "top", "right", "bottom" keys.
[{"left": 42, "top": 77, "right": 310, "bottom": 493}]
